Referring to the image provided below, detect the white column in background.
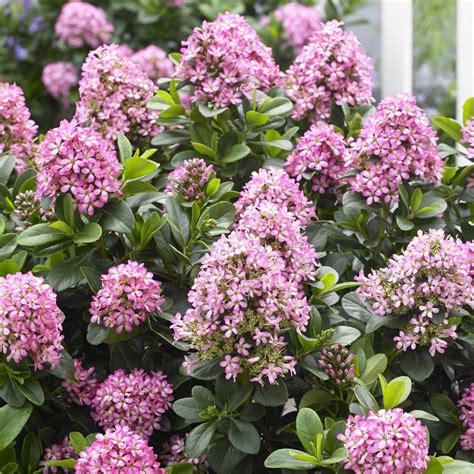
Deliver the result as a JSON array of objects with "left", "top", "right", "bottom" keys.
[
  {"left": 381, "top": 0, "right": 413, "bottom": 98},
  {"left": 456, "top": 0, "right": 474, "bottom": 121}
]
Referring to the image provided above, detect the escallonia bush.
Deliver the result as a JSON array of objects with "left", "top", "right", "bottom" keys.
[{"left": 0, "top": 4, "right": 473, "bottom": 474}]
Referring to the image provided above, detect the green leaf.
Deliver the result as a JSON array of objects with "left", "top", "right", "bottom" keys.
[
  {"left": 69, "top": 432, "right": 87, "bottom": 454},
  {"left": 0, "top": 259, "right": 20, "bottom": 277},
  {"left": 410, "top": 410, "right": 439, "bottom": 421},
  {"left": 432, "top": 116, "right": 462, "bottom": 141},
  {"left": 221, "top": 144, "right": 251, "bottom": 164},
  {"left": 259, "top": 97, "right": 293, "bottom": 116},
  {"left": 80, "top": 266, "right": 102, "bottom": 293},
  {"left": 299, "top": 389, "right": 332, "bottom": 410},
  {"left": 254, "top": 382, "right": 288, "bottom": 407},
  {"left": 383, "top": 376, "right": 411, "bottom": 409},
  {"left": 48, "top": 351, "right": 75, "bottom": 380},
  {"left": 0, "top": 403, "right": 33, "bottom": 451},
  {"left": 160, "top": 104, "right": 185, "bottom": 118},
  {"left": 86, "top": 324, "right": 108, "bottom": 346},
  {"left": 246, "top": 111, "right": 269, "bottom": 126},
  {"left": 360, "top": 354, "right": 387, "bottom": 386},
  {"left": 332, "top": 326, "right": 361, "bottom": 346},
  {"left": 264, "top": 449, "right": 318, "bottom": 470},
  {"left": 354, "top": 383, "right": 379, "bottom": 411},
  {"left": 342, "top": 292, "right": 376, "bottom": 322},
  {"left": 410, "top": 188, "right": 423, "bottom": 211},
  {"left": 0, "top": 234, "right": 17, "bottom": 260},
  {"left": 44, "top": 459, "right": 76, "bottom": 469},
  {"left": 173, "top": 398, "right": 205, "bottom": 422},
  {"left": 396, "top": 216, "right": 415, "bottom": 231},
  {"left": 206, "top": 178, "right": 220, "bottom": 197},
  {"left": 215, "top": 377, "right": 253, "bottom": 411},
  {"left": 17, "top": 224, "right": 66, "bottom": 247},
  {"left": 430, "top": 394, "right": 461, "bottom": 426},
  {"left": 463, "top": 97, "right": 474, "bottom": 124},
  {"left": 21, "top": 432, "right": 41, "bottom": 471},
  {"left": 320, "top": 447, "right": 348, "bottom": 465},
  {"left": 165, "top": 197, "right": 190, "bottom": 245},
  {"left": 117, "top": 133, "right": 132, "bottom": 162},
  {"left": 399, "top": 350, "right": 434, "bottom": 382},
  {"left": 151, "top": 130, "right": 190, "bottom": 146},
  {"left": 47, "top": 252, "right": 95, "bottom": 292},
  {"left": 228, "top": 419, "right": 260, "bottom": 454},
  {"left": 74, "top": 223, "right": 102, "bottom": 244},
  {"left": 188, "top": 358, "right": 224, "bottom": 380},
  {"left": 191, "top": 142, "right": 216, "bottom": 159},
  {"left": 100, "top": 201, "right": 135, "bottom": 233},
  {"left": 16, "top": 377, "right": 44, "bottom": 406},
  {"left": 123, "top": 157, "right": 158, "bottom": 182},
  {"left": 296, "top": 408, "right": 323, "bottom": 454},
  {"left": 0, "top": 156, "right": 16, "bottom": 185},
  {"left": 424, "top": 457, "right": 443, "bottom": 474},
  {"left": 439, "top": 430, "right": 461, "bottom": 454},
  {"left": 414, "top": 194, "right": 447, "bottom": 218},
  {"left": 185, "top": 422, "right": 217, "bottom": 458}
]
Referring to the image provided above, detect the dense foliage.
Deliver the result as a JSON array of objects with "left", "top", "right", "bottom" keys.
[{"left": 0, "top": 1, "right": 473, "bottom": 473}]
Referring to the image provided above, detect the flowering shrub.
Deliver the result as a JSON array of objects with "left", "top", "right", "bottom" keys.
[
  {"left": 0, "top": 4, "right": 473, "bottom": 474},
  {"left": 0, "top": 272, "right": 64, "bottom": 370},
  {"left": 274, "top": 2, "right": 321, "bottom": 53},
  {"left": 35, "top": 119, "right": 122, "bottom": 216},
  {"left": 346, "top": 93, "right": 443, "bottom": 205},
  {"left": 55, "top": 1, "right": 113, "bottom": 49},
  {"left": 75, "top": 426, "right": 165, "bottom": 473},
  {"left": 131, "top": 45, "right": 174, "bottom": 82},
  {"left": 285, "top": 122, "right": 348, "bottom": 195},
  {"left": 0, "top": 82, "right": 37, "bottom": 171},
  {"left": 41, "top": 62, "right": 78, "bottom": 105},
  {"left": 357, "top": 229, "right": 472, "bottom": 355},
  {"left": 90, "top": 368, "right": 173, "bottom": 437},
  {"left": 90, "top": 260, "right": 165, "bottom": 334},
  {"left": 175, "top": 12, "right": 280, "bottom": 108},
  {"left": 339, "top": 409, "right": 429, "bottom": 473},
  {"left": 75, "top": 44, "right": 161, "bottom": 142},
  {"left": 462, "top": 117, "right": 474, "bottom": 158},
  {"left": 283, "top": 20, "right": 373, "bottom": 122}
]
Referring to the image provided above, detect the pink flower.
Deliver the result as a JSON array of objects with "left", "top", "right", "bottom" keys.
[
  {"left": 358, "top": 229, "right": 472, "bottom": 353},
  {"left": 166, "top": 158, "right": 214, "bottom": 201},
  {"left": 220, "top": 355, "right": 242, "bottom": 381},
  {"left": 317, "top": 344, "right": 355, "bottom": 388},
  {"left": 0, "top": 272, "right": 64, "bottom": 370},
  {"left": 274, "top": 2, "right": 321, "bottom": 53},
  {"left": 90, "top": 368, "right": 173, "bottom": 438},
  {"left": 346, "top": 94, "right": 443, "bottom": 205},
  {"left": 90, "top": 261, "right": 165, "bottom": 334},
  {"left": 0, "top": 82, "right": 37, "bottom": 172},
  {"left": 283, "top": 20, "right": 373, "bottom": 122},
  {"left": 40, "top": 436, "right": 76, "bottom": 473},
  {"left": 75, "top": 44, "right": 161, "bottom": 142},
  {"left": 285, "top": 122, "right": 348, "bottom": 195},
  {"left": 458, "top": 383, "right": 474, "bottom": 451},
  {"left": 42, "top": 62, "right": 78, "bottom": 105},
  {"left": 75, "top": 426, "right": 165, "bottom": 473},
  {"left": 131, "top": 45, "right": 174, "bottom": 82},
  {"left": 235, "top": 168, "right": 316, "bottom": 226},
  {"left": 160, "top": 434, "right": 208, "bottom": 469},
  {"left": 175, "top": 12, "right": 280, "bottom": 108},
  {"left": 35, "top": 119, "right": 121, "bottom": 216},
  {"left": 55, "top": 1, "right": 113, "bottom": 48},
  {"left": 62, "top": 358, "right": 99, "bottom": 406},
  {"left": 462, "top": 118, "right": 474, "bottom": 159},
  {"left": 339, "top": 409, "right": 429, "bottom": 473}
]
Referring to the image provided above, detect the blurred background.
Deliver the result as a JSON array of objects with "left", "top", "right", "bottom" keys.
[{"left": 0, "top": 0, "right": 458, "bottom": 131}]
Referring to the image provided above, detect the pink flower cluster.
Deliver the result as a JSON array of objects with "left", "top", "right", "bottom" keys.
[
  {"left": 35, "top": 119, "right": 121, "bottom": 216},
  {"left": 42, "top": 62, "right": 78, "bottom": 105},
  {"left": 317, "top": 344, "right": 355, "bottom": 390},
  {"left": 55, "top": 1, "right": 113, "bottom": 48},
  {"left": 131, "top": 45, "right": 174, "bottom": 82},
  {"left": 75, "top": 44, "right": 161, "bottom": 142},
  {"left": 0, "top": 272, "right": 64, "bottom": 370},
  {"left": 462, "top": 118, "right": 474, "bottom": 159},
  {"left": 62, "top": 358, "right": 99, "bottom": 406},
  {"left": 458, "top": 383, "right": 474, "bottom": 451},
  {"left": 90, "top": 261, "right": 165, "bottom": 334},
  {"left": 274, "top": 2, "right": 321, "bottom": 53},
  {"left": 346, "top": 94, "right": 443, "bottom": 205},
  {"left": 90, "top": 368, "right": 173, "bottom": 438},
  {"left": 339, "top": 408, "right": 429, "bottom": 473},
  {"left": 75, "top": 426, "right": 165, "bottom": 473},
  {"left": 166, "top": 158, "right": 214, "bottom": 201},
  {"left": 40, "top": 436, "right": 76, "bottom": 473},
  {"left": 283, "top": 20, "right": 373, "bottom": 122},
  {"left": 0, "top": 82, "right": 37, "bottom": 171},
  {"left": 235, "top": 168, "right": 316, "bottom": 226},
  {"left": 285, "top": 122, "right": 348, "bottom": 195},
  {"left": 175, "top": 12, "right": 280, "bottom": 108},
  {"left": 173, "top": 170, "right": 316, "bottom": 385},
  {"left": 358, "top": 229, "right": 473, "bottom": 356},
  {"left": 161, "top": 435, "right": 208, "bottom": 471}
]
